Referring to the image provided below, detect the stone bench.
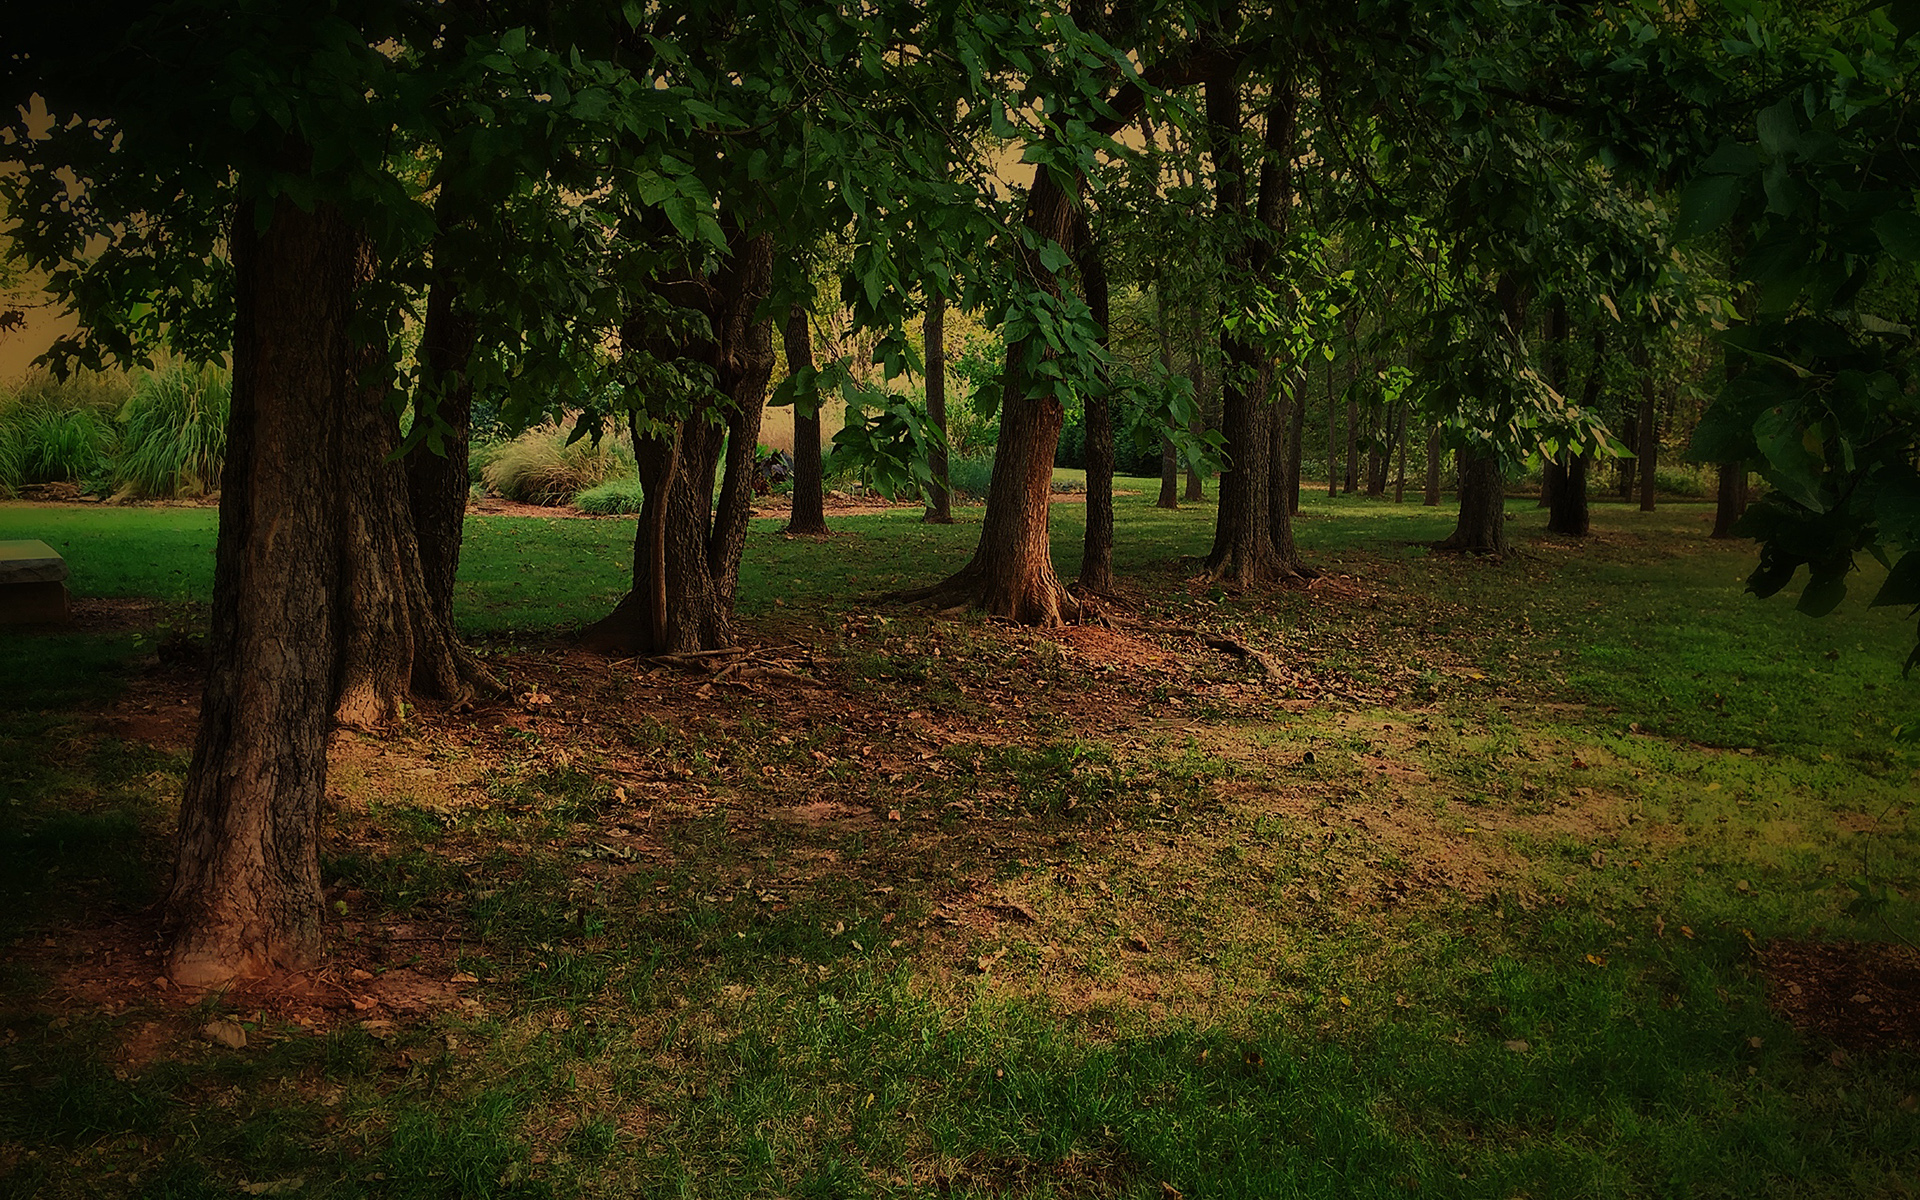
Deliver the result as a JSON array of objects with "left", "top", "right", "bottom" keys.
[{"left": 0, "top": 540, "right": 71, "bottom": 624}]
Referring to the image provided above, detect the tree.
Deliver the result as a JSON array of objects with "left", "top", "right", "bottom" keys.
[{"left": 784, "top": 304, "right": 830, "bottom": 537}]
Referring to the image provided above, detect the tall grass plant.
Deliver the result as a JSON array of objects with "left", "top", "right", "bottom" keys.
[
  {"left": 110, "top": 365, "right": 230, "bottom": 498},
  {"left": 480, "top": 422, "right": 636, "bottom": 505}
]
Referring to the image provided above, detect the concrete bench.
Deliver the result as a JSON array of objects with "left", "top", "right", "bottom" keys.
[{"left": 0, "top": 540, "right": 71, "bottom": 624}]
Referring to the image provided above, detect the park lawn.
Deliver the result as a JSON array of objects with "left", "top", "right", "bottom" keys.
[{"left": 2, "top": 489, "right": 1918, "bottom": 1198}]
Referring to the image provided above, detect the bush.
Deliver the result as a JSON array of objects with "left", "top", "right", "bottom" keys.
[
  {"left": 111, "top": 365, "right": 230, "bottom": 498},
  {"left": 574, "top": 478, "right": 646, "bottom": 514},
  {"left": 481, "top": 423, "right": 636, "bottom": 505}
]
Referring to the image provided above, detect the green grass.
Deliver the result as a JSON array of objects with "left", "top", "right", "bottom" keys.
[{"left": 3, "top": 489, "right": 1919, "bottom": 1198}]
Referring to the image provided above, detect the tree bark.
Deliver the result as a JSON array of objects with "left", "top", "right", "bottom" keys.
[
  {"left": 1438, "top": 445, "right": 1511, "bottom": 555},
  {"left": 583, "top": 232, "right": 778, "bottom": 652},
  {"left": 165, "top": 196, "right": 353, "bottom": 985},
  {"left": 1204, "top": 71, "right": 1302, "bottom": 583},
  {"left": 922, "top": 291, "right": 953, "bottom": 524},
  {"left": 1077, "top": 217, "right": 1115, "bottom": 593},
  {"left": 894, "top": 164, "right": 1082, "bottom": 623},
  {"left": 1545, "top": 314, "right": 1596, "bottom": 538},
  {"left": 405, "top": 223, "right": 476, "bottom": 632},
  {"left": 1326, "top": 357, "right": 1338, "bottom": 499},
  {"left": 1423, "top": 427, "right": 1443, "bottom": 506},
  {"left": 1392, "top": 401, "right": 1408, "bottom": 503},
  {"left": 1540, "top": 298, "right": 1570, "bottom": 517},
  {"left": 1155, "top": 285, "right": 1180, "bottom": 510},
  {"left": 1287, "top": 378, "right": 1306, "bottom": 515},
  {"left": 1712, "top": 463, "right": 1747, "bottom": 538},
  {"left": 785, "top": 304, "right": 829, "bottom": 535},
  {"left": 1184, "top": 343, "right": 1207, "bottom": 502},
  {"left": 1343, "top": 396, "right": 1360, "bottom": 493},
  {"left": 1636, "top": 372, "right": 1659, "bottom": 512}
]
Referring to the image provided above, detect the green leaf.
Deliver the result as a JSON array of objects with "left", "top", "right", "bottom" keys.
[
  {"left": 1873, "top": 209, "right": 1920, "bottom": 261},
  {"left": 1675, "top": 174, "right": 1743, "bottom": 240},
  {"left": 1797, "top": 573, "right": 1848, "bottom": 617},
  {"left": 1871, "top": 551, "right": 1920, "bottom": 608}
]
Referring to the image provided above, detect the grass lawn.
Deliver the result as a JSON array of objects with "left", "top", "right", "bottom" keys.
[{"left": 2, "top": 488, "right": 1918, "bottom": 1198}]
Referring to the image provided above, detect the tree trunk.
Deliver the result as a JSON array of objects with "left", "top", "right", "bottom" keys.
[
  {"left": 1424, "top": 428, "right": 1443, "bottom": 506},
  {"left": 1155, "top": 286, "right": 1180, "bottom": 510},
  {"left": 165, "top": 196, "right": 354, "bottom": 986},
  {"left": 1637, "top": 374, "right": 1659, "bottom": 512},
  {"left": 1438, "top": 445, "right": 1511, "bottom": 555},
  {"left": 1365, "top": 396, "right": 1386, "bottom": 496},
  {"left": 922, "top": 291, "right": 952, "bottom": 524},
  {"left": 405, "top": 227, "right": 476, "bottom": 632},
  {"left": 1392, "top": 401, "right": 1408, "bottom": 503},
  {"left": 895, "top": 165, "right": 1081, "bottom": 623},
  {"left": 1184, "top": 344, "right": 1206, "bottom": 502},
  {"left": 1540, "top": 297, "right": 1569, "bottom": 515},
  {"left": 1545, "top": 317, "right": 1596, "bottom": 539},
  {"left": 1287, "top": 379, "right": 1306, "bottom": 515},
  {"left": 1712, "top": 463, "right": 1747, "bottom": 538},
  {"left": 332, "top": 357, "right": 494, "bottom": 729},
  {"left": 785, "top": 304, "right": 829, "bottom": 535},
  {"left": 1204, "top": 72, "right": 1302, "bottom": 583},
  {"left": 583, "top": 232, "right": 778, "bottom": 652},
  {"left": 1077, "top": 220, "right": 1114, "bottom": 593},
  {"left": 1343, "top": 396, "right": 1360, "bottom": 493},
  {"left": 1326, "top": 357, "right": 1338, "bottom": 499}
]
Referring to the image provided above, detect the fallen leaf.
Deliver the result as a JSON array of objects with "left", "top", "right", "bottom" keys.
[
  {"left": 450, "top": 971, "right": 479, "bottom": 984},
  {"left": 1127, "top": 934, "right": 1151, "bottom": 952},
  {"left": 238, "top": 1179, "right": 305, "bottom": 1196},
  {"left": 1504, "top": 1039, "right": 1530, "bottom": 1053},
  {"left": 201, "top": 1020, "right": 247, "bottom": 1050},
  {"left": 1161, "top": 1185, "right": 1185, "bottom": 1200}
]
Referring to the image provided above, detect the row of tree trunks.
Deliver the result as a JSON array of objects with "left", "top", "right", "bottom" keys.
[
  {"left": 784, "top": 305, "right": 830, "bottom": 536},
  {"left": 583, "top": 232, "right": 777, "bottom": 654}
]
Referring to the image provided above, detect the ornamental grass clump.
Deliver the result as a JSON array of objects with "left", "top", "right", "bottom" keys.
[
  {"left": 481, "top": 423, "right": 636, "bottom": 506},
  {"left": 573, "top": 477, "right": 646, "bottom": 514},
  {"left": 111, "top": 364, "right": 230, "bottom": 498},
  {"left": 0, "top": 369, "right": 127, "bottom": 495}
]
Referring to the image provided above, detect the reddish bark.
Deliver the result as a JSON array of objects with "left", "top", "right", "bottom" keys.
[{"left": 785, "top": 304, "right": 829, "bottom": 536}]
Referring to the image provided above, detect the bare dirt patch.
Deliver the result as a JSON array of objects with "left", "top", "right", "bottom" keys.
[{"left": 1765, "top": 938, "right": 1920, "bottom": 1051}]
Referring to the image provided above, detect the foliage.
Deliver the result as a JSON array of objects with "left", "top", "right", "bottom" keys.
[
  {"left": 480, "top": 423, "right": 635, "bottom": 507},
  {"left": 109, "top": 364, "right": 229, "bottom": 498},
  {"left": 573, "top": 477, "right": 647, "bottom": 516}
]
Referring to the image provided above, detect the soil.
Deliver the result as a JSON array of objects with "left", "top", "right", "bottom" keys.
[{"left": 1764, "top": 938, "right": 1920, "bottom": 1052}]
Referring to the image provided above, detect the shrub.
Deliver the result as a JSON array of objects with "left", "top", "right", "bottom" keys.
[
  {"left": 481, "top": 423, "right": 635, "bottom": 505},
  {"left": 574, "top": 477, "right": 647, "bottom": 515},
  {"left": 110, "top": 365, "right": 230, "bottom": 498}
]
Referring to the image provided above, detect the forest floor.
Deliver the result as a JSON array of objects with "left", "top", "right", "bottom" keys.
[{"left": 2, "top": 489, "right": 1918, "bottom": 1198}]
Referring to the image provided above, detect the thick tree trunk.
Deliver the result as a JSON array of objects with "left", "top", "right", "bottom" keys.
[
  {"left": 583, "top": 232, "right": 778, "bottom": 652},
  {"left": 333, "top": 362, "right": 494, "bottom": 728},
  {"left": 1365, "top": 397, "right": 1387, "bottom": 496},
  {"left": 1637, "top": 376, "right": 1659, "bottom": 512},
  {"left": 895, "top": 166, "right": 1081, "bottom": 623},
  {"left": 1077, "top": 221, "right": 1115, "bottom": 593},
  {"left": 922, "top": 292, "right": 953, "bottom": 524},
  {"left": 1438, "top": 445, "right": 1511, "bottom": 555},
  {"left": 1424, "top": 428, "right": 1443, "bottom": 506},
  {"left": 1712, "top": 463, "right": 1747, "bottom": 538},
  {"left": 785, "top": 304, "right": 829, "bottom": 535},
  {"left": 165, "top": 197, "right": 354, "bottom": 986}
]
